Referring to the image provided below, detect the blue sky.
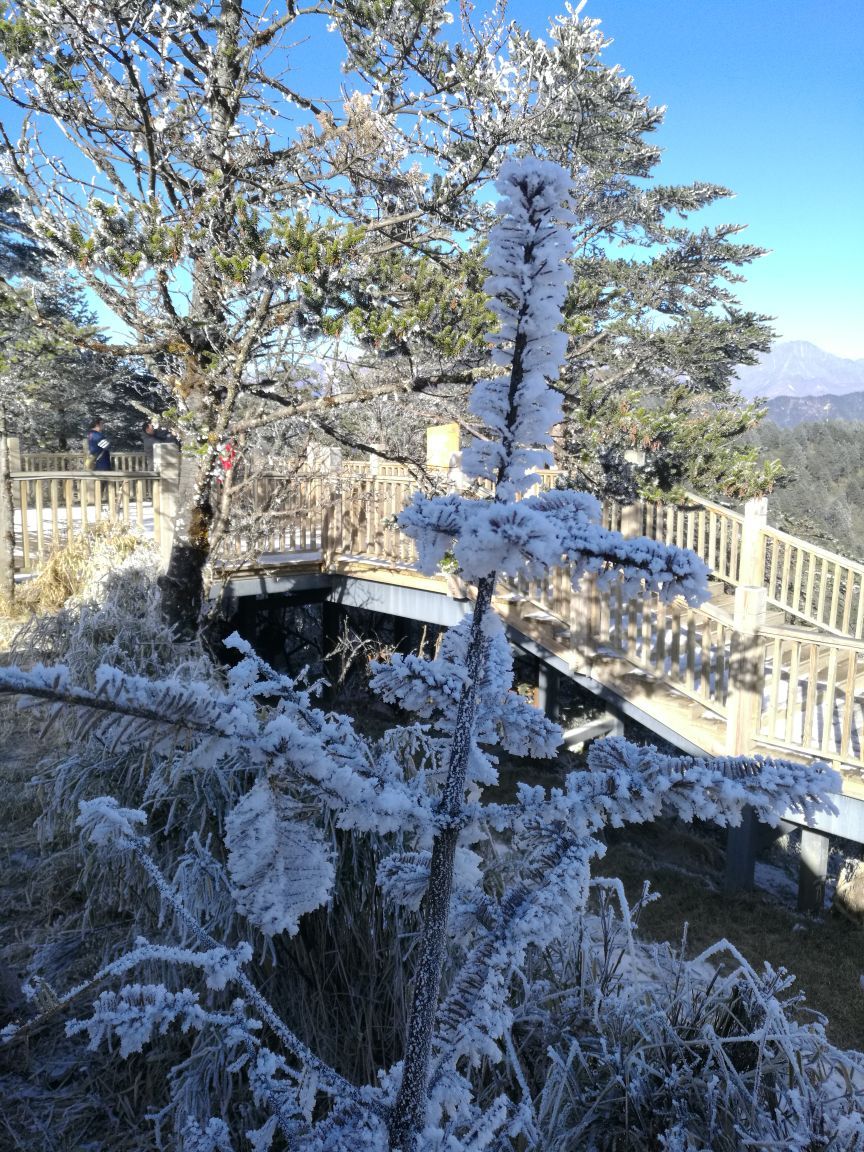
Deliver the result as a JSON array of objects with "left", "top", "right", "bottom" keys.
[{"left": 506, "top": 0, "right": 864, "bottom": 359}]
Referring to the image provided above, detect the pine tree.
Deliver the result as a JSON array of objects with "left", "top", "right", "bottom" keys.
[{"left": 0, "top": 2, "right": 773, "bottom": 629}]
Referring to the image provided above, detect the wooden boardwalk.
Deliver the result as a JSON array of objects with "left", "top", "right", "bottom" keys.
[
  {"left": 7, "top": 446, "right": 864, "bottom": 805},
  {"left": 221, "top": 467, "right": 864, "bottom": 803}
]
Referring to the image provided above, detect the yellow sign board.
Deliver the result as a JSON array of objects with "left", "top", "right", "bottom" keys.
[{"left": 425, "top": 423, "right": 460, "bottom": 469}]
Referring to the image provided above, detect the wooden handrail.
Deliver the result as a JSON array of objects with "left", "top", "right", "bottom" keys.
[{"left": 763, "top": 523, "right": 864, "bottom": 575}]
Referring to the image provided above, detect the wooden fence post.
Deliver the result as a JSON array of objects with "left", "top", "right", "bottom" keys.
[
  {"left": 725, "top": 497, "right": 768, "bottom": 890},
  {"left": 0, "top": 436, "right": 20, "bottom": 600},
  {"left": 619, "top": 501, "right": 643, "bottom": 538},
  {"left": 153, "top": 442, "right": 180, "bottom": 567},
  {"left": 5, "top": 436, "right": 20, "bottom": 472},
  {"left": 727, "top": 497, "right": 768, "bottom": 756}
]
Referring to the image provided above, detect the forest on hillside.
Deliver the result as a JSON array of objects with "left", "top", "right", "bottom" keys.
[{"left": 748, "top": 420, "right": 864, "bottom": 559}]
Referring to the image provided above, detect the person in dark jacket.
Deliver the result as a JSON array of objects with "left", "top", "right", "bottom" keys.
[
  {"left": 87, "top": 419, "right": 111, "bottom": 471},
  {"left": 141, "top": 421, "right": 159, "bottom": 463}
]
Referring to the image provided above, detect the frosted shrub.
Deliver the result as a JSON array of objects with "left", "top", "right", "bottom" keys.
[
  {"left": 11, "top": 538, "right": 209, "bottom": 685},
  {"left": 1, "top": 161, "right": 861, "bottom": 1151}
]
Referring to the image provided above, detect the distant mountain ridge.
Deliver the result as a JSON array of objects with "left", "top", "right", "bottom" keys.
[
  {"left": 734, "top": 340, "right": 864, "bottom": 400},
  {"left": 765, "top": 391, "right": 864, "bottom": 428}
]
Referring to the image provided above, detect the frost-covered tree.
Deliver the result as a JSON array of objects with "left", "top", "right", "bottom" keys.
[
  {"left": 0, "top": 1, "right": 773, "bottom": 629},
  {"left": 1, "top": 160, "right": 857, "bottom": 1152}
]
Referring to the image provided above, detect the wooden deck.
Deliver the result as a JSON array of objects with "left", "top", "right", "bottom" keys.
[{"left": 7, "top": 448, "right": 864, "bottom": 804}]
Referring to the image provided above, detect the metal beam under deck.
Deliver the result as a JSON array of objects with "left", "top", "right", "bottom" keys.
[{"left": 327, "top": 575, "right": 472, "bottom": 629}]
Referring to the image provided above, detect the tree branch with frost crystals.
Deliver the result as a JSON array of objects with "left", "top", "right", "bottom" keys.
[{"left": 69, "top": 800, "right": 376, "bottom": 1114}]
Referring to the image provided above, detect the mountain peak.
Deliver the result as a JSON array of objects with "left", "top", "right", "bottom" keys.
[{"left": 734, "top": 341, "right": 864, "bottom": 400}]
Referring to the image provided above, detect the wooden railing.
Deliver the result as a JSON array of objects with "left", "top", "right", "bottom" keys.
[
  {"left": 11, "top": 450, "right": 864, "bottom": 775},
  {"left": 215, "top": 466, "right": 864, "bottom": 773},
  {"left": 20, "top": 450, "right": 149, "bottom": 473},
  {"left": 762, "top": 525, "right": 864, "bottom": 639},
  {"left": 11, "top": 470, "right": 161, "bottom": 572}
]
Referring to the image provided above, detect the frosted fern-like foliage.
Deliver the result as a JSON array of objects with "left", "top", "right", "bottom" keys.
[
  {"left": 66, "top": 984, "right": 210, "bottom": 1058},
  {"left": 225, "top": 779, "right": 335, "bottom": 937},
  {"left": 180, "top": 1117, "right": 236, "bottom": 1152}
]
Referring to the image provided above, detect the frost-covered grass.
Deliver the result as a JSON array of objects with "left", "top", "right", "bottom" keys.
[{"left": 0, "top": 523, "right": 154, "bottom": 653}]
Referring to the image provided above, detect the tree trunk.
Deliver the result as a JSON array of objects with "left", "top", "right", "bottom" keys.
[
  {"left": 158, "top": 449, "right": 217, "bottom": 636},
  {"left": 388, "top": 575, "right": 495, "bottom": 1152}
]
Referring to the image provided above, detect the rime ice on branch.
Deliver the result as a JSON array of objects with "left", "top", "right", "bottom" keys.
[
  {"left": 398, "top": 160, "right": 711, "bottom": 602},
  {"left": 387, "top": 158, "right": 713, "bottom": 1152}
]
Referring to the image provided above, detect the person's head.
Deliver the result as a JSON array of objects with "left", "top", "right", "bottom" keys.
[
  {"left": 144, "top": 421, "right": 155, "bottom": 435},
  {"left": 91, "top": 418, "right": 103, "bottom": 431}
]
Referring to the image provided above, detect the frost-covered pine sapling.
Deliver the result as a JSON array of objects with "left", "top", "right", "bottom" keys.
[{"left": 382, "top": 156, "right": 727, "bottom": 1150}]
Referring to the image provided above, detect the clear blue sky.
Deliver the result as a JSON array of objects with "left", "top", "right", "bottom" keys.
[{"left": 507, "top": 0, "right": 864, "bottom": 359}]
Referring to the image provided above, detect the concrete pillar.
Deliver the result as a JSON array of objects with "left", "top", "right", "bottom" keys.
[
  {"left": 725, "top": 806, "right": 758, "bottom": 892},
  {"left": 536, "top": 662, "right": 560, "bottom": 721},
  {"left": 153, "top": 441, "right": 180, "bottom": 566},
  {"left": 798, "top": 828, "right": 830, "bottom": 914}
]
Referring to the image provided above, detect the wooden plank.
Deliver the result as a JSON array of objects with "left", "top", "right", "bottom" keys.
[
  {"left": 729, "top": 521, "right": 740, "bottom": 583},
  {"left": 641, "top": 591, "right": 653, "bottom": 669},
  {"left": 626, "top": 594, "right": 639, "bottom": 665},
  {"left": 801, "top": 646, "right": 820, "bottom": 750},
  {"left": 829, "top": 561, "right": 842, "bottom": 632},
  {"left": 766, "top": 635, "right": 783, "bottom": 740},
  {"left": 791, "top": 547, "right": 804, "bottom": 616},
  {"left": 669, "top": 610, "right": 682, "bottom": 682},
  {"left": 686, "top": 610, "right": 697, "bottom": 693},
  {"left": 803, "top": 553, "right": 817, "bottom": 624},
  {"left": 49, "top": 479, "right": 59, "bottom": 553},
  {"left": 655, "top": 599, "right": 667, "bottom": 675},
  {"left": 65, "top": 478, "right": 74, "bottom": 548},
  {"left": 816, "top": 557, "right": 829, "bottom": 628},
  {"left": 841, "top": 570, "right": 855, "bottom": 636},
  {"left": 780, "top": 542, "right": 793, "bottom": 613},
  {"left": 707, "top": 510, "right": 717, "bottom": 573},
  {"left": 719, "top": 517, "right": 728, "bottom": 581},
  {"left": 838, "top": 650, "right": 858, "bottom": 763},
  {"left": 768, "top": 537, "right": 779, "bottom": 600},
  {"left": 820, "top": 647, "right": 839, "bottom": 757},
  {"left": 19, "top": 480, "right": 30, "bottom": 571},
  {"left": 784, "top": 642, "right": 800, "bottom": 746},
  {"left": 34, "top": 478, "right": 45, "bottom": 559}
]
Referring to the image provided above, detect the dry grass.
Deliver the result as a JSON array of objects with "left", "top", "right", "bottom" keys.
[
  {"left": 598, "top": 820, "right": 864, "bottom": 1051},
  {"left": 0, "top": 705, "right": 151, "bottom": 1151},
  {"left": 0, "top": 524, "right": 147, "bottom": 652}
]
